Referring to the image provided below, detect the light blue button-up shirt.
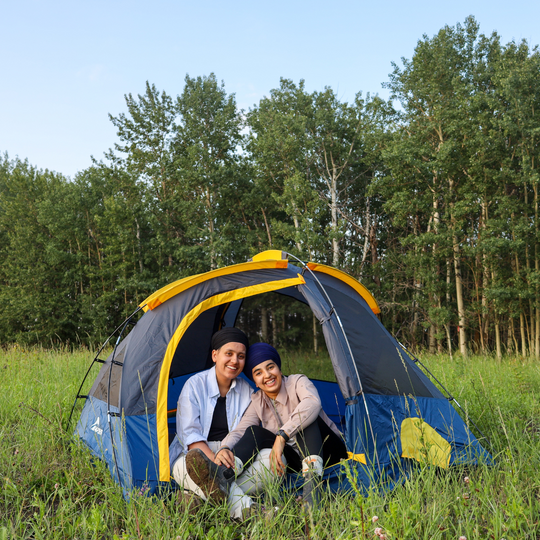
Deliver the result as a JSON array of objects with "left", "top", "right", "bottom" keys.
[{"left": 169, "top": 366, "right": 253, "bottom": 467}]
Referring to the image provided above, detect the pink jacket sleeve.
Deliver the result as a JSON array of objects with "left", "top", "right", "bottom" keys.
[{"left": 280, "top": 375, "right": 322, "bottom": 439}]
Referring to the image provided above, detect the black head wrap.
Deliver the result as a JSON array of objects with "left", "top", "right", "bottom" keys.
[{"left": 211, "top": 328, "right": 249, "bottom": 351}]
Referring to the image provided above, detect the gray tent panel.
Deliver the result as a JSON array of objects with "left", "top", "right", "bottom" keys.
[
  {"left": 315, "top": 273, "right": 444, "bottom": 399},
  {"left": 298, "top": 279, "right": 362, "bottom": 399},
  {"left": 88, "top": 340, "right": 128, "bottom": 409}
]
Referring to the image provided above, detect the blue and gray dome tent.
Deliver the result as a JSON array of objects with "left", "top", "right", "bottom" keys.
[{"left": 72, "top": 250, "right": 489, "bottom": 496}]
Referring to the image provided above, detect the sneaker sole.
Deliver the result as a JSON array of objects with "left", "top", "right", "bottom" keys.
[{"left": 185, "top": 450, "right": 226, "bottom": 504}]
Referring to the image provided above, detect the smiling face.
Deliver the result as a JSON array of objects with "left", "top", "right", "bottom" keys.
[
  {"left": 212, "top": 342, "right": 246, "bottom": 390},
  {"left": 251, "top": 359, "right": 283, "bottom": 399}
]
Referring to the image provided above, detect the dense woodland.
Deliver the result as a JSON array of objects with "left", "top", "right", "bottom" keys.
[{"left": 2, "top": 18, "right": 540, "bottom": 357}]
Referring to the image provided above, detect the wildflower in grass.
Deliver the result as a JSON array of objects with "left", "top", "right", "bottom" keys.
[
  {"left": 459, "top": 536, "right": 467, "bottom": 540},
  {"left": 464, "top": 476, "right": 470, "bottom": 484},
  {"left": 54, "top": 483, "right": 59, "bottom": 489},
  {"left": 372, "top": 516, "right": 379, "bottom": 523},
  {"left": 374, "top": 527, "right": 383, "bottom": 536},
  {"left": 138, "top": 483, "right": 150, "bottom": 496}
]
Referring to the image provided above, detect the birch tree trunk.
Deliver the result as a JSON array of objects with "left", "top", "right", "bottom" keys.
[
  {"left": 261, "top": 307, "right": 268, "bottom": 342},
  {"left": 429, "top": 190, "right": 439, "bottom": 354},
  {"left": 358, "top": 197, "right": 371, "bottom": 281},
  {"left": 481, "top": 200, "right": 489, "bottom": 354},
  {"left": 525, "top": 187, "right": 532, "bottom": 355},
  {"left": 330, "top": 174, "right": 339, "bottom": 266},
  {"left": 446, "top": 258, "right": 453, "bottom": 359},
  {"left": 449, "top": 178, "right": 467, "bottom": 357},
  {"left": 513, "top": 225, "right": 528, "bottom": 356},
  {"left": 206, "top": 187, "right": 216, "bottom": 270},
  {"left": 292, "top": 207, "right": 302, "bottom": 253},
  {"left": 453, "top": 235, "right": 468, "bottom": 357},
  {"left": 313, "top": 314, "right": 318, "bottom": 355},
  {"left": 491, "top": 269, "right": 502, "bottom": 359},
  {"left": 520, "top": 311, "right": 527, "bottom": 356},
  {"left": 495, "top": 319, "right": 502, "bottom": 359}
]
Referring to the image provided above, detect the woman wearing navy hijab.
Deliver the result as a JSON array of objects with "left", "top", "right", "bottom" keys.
[{"left": 215, "top": 342, "right": 348, "bottom": 508}]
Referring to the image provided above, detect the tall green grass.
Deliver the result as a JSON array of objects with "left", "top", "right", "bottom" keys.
[{"left": 1, "top": 348, "right": 539, "bottom": 539}]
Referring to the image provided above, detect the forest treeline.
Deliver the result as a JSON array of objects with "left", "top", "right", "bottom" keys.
[{"left": 1, "top": 17, "right": 540, "bottom": 357}]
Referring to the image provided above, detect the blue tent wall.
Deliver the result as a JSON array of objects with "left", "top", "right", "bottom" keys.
[
  {"left": 124, "top": 415, "right": 161, "bottom": 493},
  {"left": 76, "top": 397, "right": 134, "bottom": 491},
  {"left": 346, "top": 395, "right": 491, "bottom": 469}
]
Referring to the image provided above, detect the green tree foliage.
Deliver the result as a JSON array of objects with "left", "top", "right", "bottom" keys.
[
  {"left": 108, "top": 75, "right": 252, "bottom": 277},
  {"left": 173, "top": 74, "right": 252, "bottom": 269},
  {"left": 2, "top": 18, "right": 540, "bottom": 355},
  {"left": 247, "top": 79, "right": 323, "bottom": 259},
  {"left": 247, "top": 79, "right": 390, "bottom": 274},
  {"left": 0, "top": 156, "right": 85, "bottom": 344},
  {"left": 376, "top": 16, "right": 540, "bottom": 356},
  {"left": 379, "top": 17, "right": 492, "bottom": 354}
]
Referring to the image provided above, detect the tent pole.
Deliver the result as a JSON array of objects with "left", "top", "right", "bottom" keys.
[
  {"left": 67, "top": 308, "right": 143, "bottom": 430},
  {"left": 105, "top": 306, "right": 143, "bottom": 491},
  {"left": 285, "top": 252, "right": 382, "bottom": 474}
]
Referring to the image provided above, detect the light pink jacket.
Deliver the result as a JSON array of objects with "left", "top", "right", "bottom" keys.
[{"left": 220, "top": 374, "right": 342, "bottom": 450}]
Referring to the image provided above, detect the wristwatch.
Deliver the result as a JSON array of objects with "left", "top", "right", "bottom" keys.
[{"left": 276, "top": 429, "right": 289, "bottom": 442}]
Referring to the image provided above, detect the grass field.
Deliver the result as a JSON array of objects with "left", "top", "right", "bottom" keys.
[{"left": 1, "top": 347, "right": 540, "bottom": 539}]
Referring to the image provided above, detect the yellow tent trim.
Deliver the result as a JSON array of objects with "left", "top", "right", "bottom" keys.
[
  {"left": 157, "top": 274, "right": 306, "bottom": 481},
  {"left": 400, "top": 417, "right": 451, "bottom": 469},
  {"left": 346, "top": 451, "right": 367, "bottom": 465},
  {"left": 246, "top": 251, "right": 380, "bottom": 315},
  {"left": 140, "top": 259, "right": 289, "bottom": 312},
  {"left": 251, "top": 250, "right": 288, "bottom": 262},
  {"left": 306, "top": 262, "right": 380, "bottom": 315}
]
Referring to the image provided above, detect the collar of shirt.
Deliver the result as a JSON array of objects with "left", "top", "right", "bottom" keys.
[
  {"left": 261, "top": 374, "right": 289, "bottom": 407},
  {"left": 207, "top": 365, "right": 238, "bottom": 399}
]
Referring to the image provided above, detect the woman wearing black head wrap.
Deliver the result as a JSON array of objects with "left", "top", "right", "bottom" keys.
[{"left": 169, "top": 328, "right": 255, "bottom": 520}]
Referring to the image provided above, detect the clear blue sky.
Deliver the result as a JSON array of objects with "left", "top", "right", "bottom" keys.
[{"left": 2, "top": 0, "right": 539, "bottom": 178}]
